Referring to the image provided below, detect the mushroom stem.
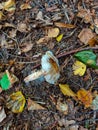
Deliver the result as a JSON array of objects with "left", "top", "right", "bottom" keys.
[{"left": 24, "top": 69, "right": 46, "bottom": 82}]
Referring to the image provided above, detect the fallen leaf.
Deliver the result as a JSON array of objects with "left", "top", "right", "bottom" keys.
[
  {"left": 36, "top": 36, "right": 50, "bottom": 44},
  {"left": 2, "top": 0, "right": 16, "bottom": 12},
  {"left": 3, "top": 22, "right": 15, "bottom": 28},
  {"left": 6, "top": 91, "right": 26, "bottom": 113},
  {"left": 56, "top": 34, "right": 63, "bottom": 42},
  {"left": 78, "top": 28, "right": 94, "bottom": 45},
  {"left": 46, "top": 28, "right": 59, "bottom": 38},
  {"left": 54, "top": 22, "right": 76, "bottom": 28},
  {"left": 74, "top": 50, "right": 98, "bottom": 69},
  {"left": 27, "top": 98, "right": 45, "bottom": 110},
  {"left": 77, "top": 8, "right": 92, "bottom": 23},
  {"left": 88, "top": 36, "right": 98, "bottom": 46},
  {"left": 36, "top": 11, "right": 43, "bottom": 20},
  {"left": 21, "top": 43, "right": 33, "bottom": 53},
  {"left": 0, "top": 107, "right": 6, "bottom": 122},
  {"left": 72, "top": 60, "right": 86, "bottom": 76},
  {"left": 20, "top": 3, "right": 31, "bottom": 10},
  {"left": 59, "top": 84, "right": 76, "bottom": 97},
  {"left": 9, "top": 29, "right": 16, "bottom": 38},
  {"left": 17, "top": 23, "right": 28, "bottom": 32},
  {"left": 56, "top": 100, "right": 68, "bottom": 115},
  {"left": 77, "top": 89, "right": 93, "bottom": 108},
  {"left": 91, "top": 95, "right": 98, "bottom": 110}
]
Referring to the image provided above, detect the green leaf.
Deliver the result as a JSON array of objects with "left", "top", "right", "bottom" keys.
[
  {"left": 74, "top": 50, "right": 98, "bottom": 69},
  {"left": 0, "top": 74, "right": 11, "bottom": 90}
]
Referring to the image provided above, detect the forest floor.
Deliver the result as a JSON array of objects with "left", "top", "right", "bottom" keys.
[{"left": 0, "top": 0, "right": 98, "bottom": 130}]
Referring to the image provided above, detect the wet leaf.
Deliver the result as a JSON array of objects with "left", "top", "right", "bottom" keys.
[
  {"left": 72, "top": 60, "right": 86, "bottom": 76},
  {"left": 54, "top": 22, "right": 76, "bottom": 28},
  {"left": 74, "top": 50, "right": 98, "bottom": 69},
  {"left": 6, "top": 91, "right": 26, "bottom": 113},
  {"left": 56, "top": 34, "right": 63, "bottom": 42},
  {"left": 27, "top": 98, "right": 45, "bottom": 110},
  {"left": 2, "top": 0, "right": 16, "bottom": 12},
  {"left": 78, "top": 28, "right": 94, "bottom": 45},
  {"left": 77, "top": 89, "right": 93, "bottom": 108},
  {"left": 46, "top": 28, "right": 59, "bottom": 38},
  {"left": 59, "top": 84, "right": 76, "bottom": 97},
  {"left": 20, "top": 3, "right": 31, "bottom": 10}
]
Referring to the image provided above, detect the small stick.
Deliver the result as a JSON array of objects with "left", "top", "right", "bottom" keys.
[{"left": 57, "top": 46, "right": 98, "bottom": 58}]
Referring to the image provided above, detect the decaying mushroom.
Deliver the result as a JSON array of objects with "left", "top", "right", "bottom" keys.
[{"left": 24, "top": 51, "right": 60, "bottom": 84}]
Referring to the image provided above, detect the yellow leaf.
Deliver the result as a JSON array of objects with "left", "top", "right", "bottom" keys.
[
  {"left": 20, "top": 3, "right": 31, "bottom": 10},
  {"left": 56, "top": 34, "right": 63, "bottom": 42},
  {"left": 2, "top": 0, "right": 15, "bottom": 12},
  {"left": 47, "top": 28, "right": 59, "bottom": 38},
  {"left": 0, "top": 11, "right": 5, "bottom": 20},
  {"left": 72, "top": 60, "right": 86, "bottom": 76},
  {"left": 59, "top": 84, "right": 76, "bottom": 97},
  {"left": 77, "top": 89, "right": 92, "bottom": 108},
  {"left": 6, "top": 91, "right": 26, "bottom": 113},
  {"left": 54, "top": 22, "right": 76, "bottom": 28}
]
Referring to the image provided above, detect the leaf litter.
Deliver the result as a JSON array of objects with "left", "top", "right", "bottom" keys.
[{"left": 0, "top": 0, "right": 98, "bottom": 129}]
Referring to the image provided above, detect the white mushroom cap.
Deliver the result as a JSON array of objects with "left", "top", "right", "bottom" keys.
[{"left": 41, "top": 51, "right": 60, "bottom": 84}]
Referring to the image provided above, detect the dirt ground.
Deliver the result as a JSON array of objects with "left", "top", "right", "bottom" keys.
[{"left": 0, "top": 0, "right": 98, "bottom": 130}]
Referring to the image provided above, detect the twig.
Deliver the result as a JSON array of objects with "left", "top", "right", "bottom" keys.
[{"left": 57, "top": 46, "right": 98, "bottom": 58}]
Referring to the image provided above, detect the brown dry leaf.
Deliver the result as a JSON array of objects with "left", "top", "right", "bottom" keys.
[
  {"left": 3, "top": 22, "right": 15, "bottom": 28},
  {"left": 46, "top": 28, "right": 59, "bottom": 38},
  {"left": 27, "top": 98, "right": 46, "bottom": 110},
  {"left": 77, "top": 8, "right": 92, "bottom": 23},
  {"left": 17, "top": 23, "right": 28, "bottom": 32},
  {"left": 20, "top": 3, "right": 31, "bottom": 10},
  {"left": 78, "top": 28, "right": 94, "bottom": 45},
  {"left": 59, "top": 84, "right": 76, "bottom": 97},
  {"left": 36, "top": 36, "right": 50, "bottom": 44},
  {"left": 88, "top": 36, "right": 98, "bottom": 46},
  {"left": 2, "top": 0, "right": 16, "bottom": 12},
  {"left": 21, "top": 43, "right": 33, "bottom": 53},
  {"left": 56, "top": 100, "right": 68, "bottom": 115},
  {"left": 77, "top": 88, "right": 93, "bottom": 108},
  {"left": 54, "top": 22, "right": 76, "bottom": 28}
]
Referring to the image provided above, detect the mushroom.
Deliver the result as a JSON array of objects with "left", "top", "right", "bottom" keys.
[{"left": 24, "top": 51, "right": 60, "bottom": 84}]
